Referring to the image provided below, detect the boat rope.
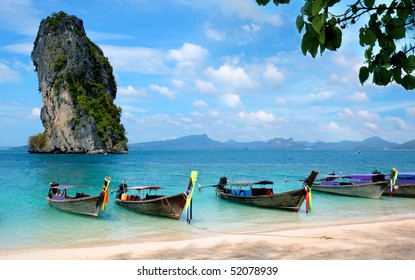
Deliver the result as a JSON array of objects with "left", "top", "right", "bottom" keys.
[
  {"left": 161, "top": 197, "right": 178, "bottom": 215},
  {"left": 187, "top": 222, "right": 341, "bottom": 240}
]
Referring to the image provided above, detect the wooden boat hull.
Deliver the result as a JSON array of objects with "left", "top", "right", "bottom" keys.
[
  {"left": 312, "top": 181, "right": 388, "bottom": 199},
  {"left": 115, "top": 193, "right": 187, "bottom": 219},
  {"left": 215, "top": 188, "right": 307, "bottom": 212},
  {"left": 383, "top": 184, "right": 415, "bottom": 198},
  {"left": 46, "top": 194, "right": 104, "bottom": 217}
]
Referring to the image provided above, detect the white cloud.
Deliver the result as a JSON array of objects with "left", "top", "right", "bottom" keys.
[
  {"left": 237, "top": 110, "right": 276, "bottom": 123},
  {"left": 0, "top": 0, "right": 39, "bottom": 36},
  {"left": 364, "top": 122, "right": 380, "bottom": 133},
  {"left": 220, "top": 93, "right": 242, "bottom": 109},
  {"left": 168, "top": 43, "right": 208, "bottom": 64},
  {"left": 242, "top": 22, "right": 261, "bottom": 33},
  {"left": 149, "top": 84, "right": 176, "bottom": 99},
  {"left": 31, "top": 107, "right": 40, "bottom": 118},
  {"left": 118, "top": 85, "right": 147, "bottom": 98},
  {"left": 215, "top": 0, "right": 283, "bottom": 26},
  {"left": 262, "top": 63, "right": 285, "bottom": 86},
  {"left": 406, "top": 107, "right": 415, "bottom": 117},
  {"left": 325, "top": 121, "right": 341, "bottom": 130},
  {"left": 193, "top": 100, "right": 208, "bottom": 108},
  {"left": 191, "top": 111, "right": 204, "bottom": 118},
  {"left": 101, "top": 45, "right": 168, "bottom": 74},
  {"left": 195, "top": 79, "right": 216, "bottom": 93},
  {"left": 385, "top": 116, "right": 408, "bottom": 131},
  {"left": 208, "top": 110, "right": 220, "bottom": 117},
  {"left": 205, "top": 27, "right": 225, "bottom": 41},
  {"left": 346, "top": 91, "right": 369, "bottom": 102},
  {"left": 1, "top": 43, "right": 33, "bottom": 55},
  {"left": 356, "top": 110, "right": 380, "bottom": 122},
  {"left": 339, "top": 108, "right": 380, "bottom": 122},
  {"left": 308, "top": 90, "right": 334, "bottom": 100},
  {"left": 171, "top": 79, "right": 186, "bottom": 89},
  {"left": 276, "top": 98, "right": 286, "bottom": 105},
  {"left": 339, "top": 108, "right": 354, "bottom": 118},
  {"left": 205, "top": 64, "right": 256, "bottom": 89},
  {"left": 0, "top": 63, "right": 21, "bottom": 83},
  {"left": 88, "top": 31, "right": 135, "bottom": 41}
]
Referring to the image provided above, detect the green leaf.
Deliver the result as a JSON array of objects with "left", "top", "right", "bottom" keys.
[
  {"left": 300, "top": 1, "right": 313, "bottom": 16},
  {"left": 309, "top": 37, "right": 319, "bottom": 58},
  {"left": 296, "top": 15, "right": 304, "bottom": 33},
  {"left": 373, "top": 66, "right": 392, "bottom": 86},
  {"left": 320, "top": 44, "right": 326, "bottom": 56},
  {"left": 327, "top": 0, "right": 341, "bottom": 7},
  {"left": 392, "top": 67, "right": 403, "bottom": 84},
  {"left": 324, "top": 26, "right": 342, "bottom": 51},
  {"left": 364, "top": 0, "right": 375, "bottom": 8},
  {"left": 273, "top": 0, "right": 290, "bottom": 4},
  {"left": 319, "top": 28, "right": 326, "bottom": 44},
  {"left": 397, "top": 2, "right": 410, "bottom": 22},
  {"left": 364, "top": 47, "right": 373, "bottom": 60},
  {"left": 312, "top": 0, "right": 323, "bottom": 16},
  {"left": 407, "top": 55, "right": 415, "bottom": 73},
  {"left": 377, "top": 4, "right": 387, "bottom": 15},
  {"left": 364, "top": 29, "right": 377, "bottom": 46},
  {"left": 385, "top": 18, "right": 406, "bottom": 40},
  {"left": 311, "top": 14, "right": 322, "bottom": 33},
  {"left": 400, "top": 74, "right": 415, "bottom": 90},
  {"left": 256, "top": 0, "right": 271, "bottom": 6},
  {"left": 359, "top": 66, "right": 370, "bottom": 85},
  {"left": 390, "top": 51, "right": 407, "bottom": 68},
  {"left": 301, "top": 32, "right": 311, "bottom": 55},
  {"left": 359, "top": 28, "right": 366, "bottom": 47}
]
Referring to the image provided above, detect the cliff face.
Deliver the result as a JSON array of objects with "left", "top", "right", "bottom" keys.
[{"left": 29, "top": 11, "right": 127, "bottom": 154}]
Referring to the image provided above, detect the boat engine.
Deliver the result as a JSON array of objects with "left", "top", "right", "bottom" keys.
[
  {"left": 217, "top": 176, "right": 228, "bottom": 189},
  {"left": 116, "top": 182, "right": 128, "bottom": 199}
]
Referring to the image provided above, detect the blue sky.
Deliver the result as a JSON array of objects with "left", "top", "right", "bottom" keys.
[{"left": 0, "top": 0, "right": 414, "bottom": 147}]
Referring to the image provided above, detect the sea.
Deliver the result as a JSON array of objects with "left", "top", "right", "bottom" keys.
[{"left": 0, "top": 149, "right": 414, "bottom": 253}]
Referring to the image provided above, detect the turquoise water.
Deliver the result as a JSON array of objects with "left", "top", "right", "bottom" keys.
[{"left": 0, "top": 150, "right": 414, "bottom": 252}]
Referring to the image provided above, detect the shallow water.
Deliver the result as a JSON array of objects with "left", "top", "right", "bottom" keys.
[{"left": 0, "top": 149, "right": 414, "bottom": 252}]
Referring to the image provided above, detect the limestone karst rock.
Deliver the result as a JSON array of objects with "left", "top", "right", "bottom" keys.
[{"left": 29, "top": 11, "right": 127, "bottom": 154}]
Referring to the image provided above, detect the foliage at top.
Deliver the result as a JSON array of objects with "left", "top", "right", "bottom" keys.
[{"left": 256, "top": 0, "right": 415, "bottom": 90}]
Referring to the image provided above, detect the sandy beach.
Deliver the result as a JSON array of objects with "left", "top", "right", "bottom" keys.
[{"left": 1, "top": 214, "right": 414, "bottom": 260}]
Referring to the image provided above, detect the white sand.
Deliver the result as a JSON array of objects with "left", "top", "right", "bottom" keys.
[{"left": 1, "top": 214, "right": 414, "bottom": 260}]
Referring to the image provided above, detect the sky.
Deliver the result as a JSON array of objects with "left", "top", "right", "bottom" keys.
[{"left": 0, "top": 0, "right": 414, "bottom": 147}]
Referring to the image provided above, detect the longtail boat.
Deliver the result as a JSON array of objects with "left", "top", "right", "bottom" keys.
[
  {"left": 113, "top": 171, "right": 197, "bottom": 220},
  {"left": 46, "top": 176, "right": 111, "bottom": 217},
  {"left": 312, "top": 172, "right": 387, "bottom": 199},
  {"left": 384, "top": 168, "right": 415, "bottom": 198},
  {"left": 200, "top": 171, "right": 318, "bottom": 213}
]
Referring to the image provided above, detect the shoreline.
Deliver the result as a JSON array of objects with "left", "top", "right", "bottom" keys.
[{"left": 1, "top": 214, "right": 414, "bottom": 260}]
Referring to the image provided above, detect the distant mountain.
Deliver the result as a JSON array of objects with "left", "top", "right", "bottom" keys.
[
  {"left": 129, "top": 135, "right": 304, "bottom": 151},
  {"left": 129, "top": 134, "right": 225, "bottom": 150},
  {"left": 394, "top": 140, "right": 415, "bottom": 150},
  {"left": 355, "top": 136, "right": 399, "bottom": 150},
  {"left": 129, "top": 135, "right": 411, "bottom": 151}
]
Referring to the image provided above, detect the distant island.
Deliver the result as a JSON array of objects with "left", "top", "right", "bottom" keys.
[
  {"left": 127, "top": 134, "right": 415, "bottom": 151},
  {"left": 6, "top": 134, "right": 415, "bottom": 151}
]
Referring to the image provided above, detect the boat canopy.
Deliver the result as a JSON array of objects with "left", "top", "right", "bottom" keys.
[
  {"left": 50, "top": 184, "right": 90, "bottom": 190},
  {"left": 321, "top": 174, "right": 385, "bottom": 180},
  {"left": 348, "top": 174, "right": 385, "bottom": 180},
  {"left": 229, "top": 180, "right": 273, "bottom": 186},
  {"left": 127, "top": 186, "right": 163, "bottom": 191},
  {"left": 398, "top": 172, "right": 415, "bottom": 178}
]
